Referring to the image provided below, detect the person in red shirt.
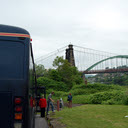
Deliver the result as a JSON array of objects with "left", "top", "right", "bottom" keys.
[
  {"left": 30, "top": 97, "right": 33, "bottom": 108},
  {"left": 39, "top": 95, "right": 47, "bottom": 117}
]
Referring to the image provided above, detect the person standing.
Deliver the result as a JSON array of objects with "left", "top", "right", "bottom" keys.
[
  {"left": 60, "top": 98, "right": 63, "bottom": 110},
  {"left": 30, "top": 96, "right": 33, "bottom": 108},
  {"left": 39, "top": 95, "right": 47, "bottom": 117},
  {"left": 46, "top": 92, "right": 55, "bottom": 115},
  {"left": 68, "top": 93, "right": 72, "bottom": 108}
]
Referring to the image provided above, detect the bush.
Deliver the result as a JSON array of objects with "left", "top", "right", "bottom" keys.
[
  {"left": 89, "top": 90, "right": 124, "bottom": 104},
  {"left": 70, "top": 88, "right": 98, "bottom": 95},
  {"left": 73, "top": 95, "right": 90, "bottom": 104},
  {"left": 101, "top": 99, "right": 116, "bottom": 105},
  {"left": 53, "top": 91, "right": 68, "bottom": 97},
  {"left": 37, "top": 77, "right": 68, "bottom": 91},
  {"left": 39, "top": 80, "right": 128, "bottom": 105},
  {"left": 122, "top": 92, "right": 128, "bottom": 105},
  {"left": 72, "top": 83, "right": 122, "bottom": 91}
]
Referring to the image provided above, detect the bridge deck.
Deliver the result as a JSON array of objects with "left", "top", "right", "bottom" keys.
[{"left": 84, "top": 68, "right": 128, "bottom": 74}]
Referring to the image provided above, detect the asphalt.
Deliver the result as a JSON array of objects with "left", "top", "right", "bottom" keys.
[{"left": 35, "top": 114, "right": 49, "bottom": 128}]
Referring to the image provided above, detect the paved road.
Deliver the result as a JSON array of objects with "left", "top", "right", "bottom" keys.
[{"left": 35, "top": 114, "right": 49, "bottom": 128}]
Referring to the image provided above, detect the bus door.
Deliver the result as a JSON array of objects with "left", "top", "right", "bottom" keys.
[{"left": 35, "top": 86, "right": 46, "bottom": 112}]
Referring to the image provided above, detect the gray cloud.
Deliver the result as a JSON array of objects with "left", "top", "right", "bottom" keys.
[{"left": 1, "top": 0, "right": 128, "bottom": 59}]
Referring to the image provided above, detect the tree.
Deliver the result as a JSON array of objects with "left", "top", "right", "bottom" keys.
[
  {"left": 48, "top": 69, "right": 62, "bottom": 82},
  {"left": 53, "top": 56, "right": 82, "bottom": 89},
  {"left": 37, "top": 77, "right": 68, "bottom": 91},
  {"left": 35, "top": 64, "right": 46, "bottom": 78}
]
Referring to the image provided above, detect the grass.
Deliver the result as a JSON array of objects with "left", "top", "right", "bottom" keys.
[{"left": 51, "top": 105, "right": 128, "bottom": 128}]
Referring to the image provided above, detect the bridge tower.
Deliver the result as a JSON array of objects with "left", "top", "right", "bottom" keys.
[{"left": 65, "top": 44, "right": 75, "bottom": 66}]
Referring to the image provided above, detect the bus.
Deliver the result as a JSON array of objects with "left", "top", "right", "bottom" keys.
[{"left": 0, "top": 25, "right": 36, "bottom": 128}]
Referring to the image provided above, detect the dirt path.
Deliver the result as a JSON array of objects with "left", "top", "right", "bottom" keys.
[
  {"left": 63, "top": 103, "right": 84, "bottom": 109},
  {"left": 51, "top": 103, "right": 84, "bottom": 110}
]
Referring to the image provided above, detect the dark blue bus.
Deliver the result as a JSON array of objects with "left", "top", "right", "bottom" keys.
[{"left": 0, "top": 25, "right": 36, "bottom": 128}]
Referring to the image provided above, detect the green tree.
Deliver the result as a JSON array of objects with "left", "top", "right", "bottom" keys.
[
  {"left": 48, "top": 69, "right": 62, "bottom": 81},
  {"left": 53, "top": 56, "right": 82, "bottom": 89},
  {"left": 35, "top": 64, "right": 46, "bottom": 78},
  {"left": 37, "top": 77, "right": 67, "bottom": 91}
]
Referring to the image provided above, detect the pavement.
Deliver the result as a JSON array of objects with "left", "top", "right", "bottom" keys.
[{"left": 35, "top": 114, "right": 49, "bottom": 128}]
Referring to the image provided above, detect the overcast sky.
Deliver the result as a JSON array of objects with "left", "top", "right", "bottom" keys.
[{"left": 1, "top": 0, "right": 128, "bottom": 59}]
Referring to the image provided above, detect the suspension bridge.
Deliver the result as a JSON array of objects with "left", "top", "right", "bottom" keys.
[{"left": 35, "top": 44, "right": 128, "bottom": 74}]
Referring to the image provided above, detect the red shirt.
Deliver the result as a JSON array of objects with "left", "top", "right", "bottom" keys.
[
  {"left": 39, "top": 98, "right": 47, "bottom": 108},
  {"left": 30, "top": 97, "right": 33, "bottom": 107}
]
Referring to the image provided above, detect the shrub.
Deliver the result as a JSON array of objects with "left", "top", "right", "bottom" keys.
[
  {"left": 37, "top": 77, "right": 68, "bottom": 91},
  {"left": 73, "top": 95, "right": 90, "bottom": 104},
  {"left": 72, "top": 83, "right": 123, "bottom": 93},
  {"left": 89, "top": 90, "right": 124, "bottom": 104},
  {"left": 101, "top": 99, "right": 116, "bottom": 105},
  {"left": 70, "top": 88, "right": 99, "bottom": 95},
  {"left": 121, "top": 92, "right": 128, "bottom": 105},
  {"left": 46, "top": 89, "right": 69, "bottom": 98}
]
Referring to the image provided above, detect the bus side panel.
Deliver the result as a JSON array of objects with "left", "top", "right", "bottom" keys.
[{"left": 0, "top": 92, "right": 13, "bottom": 128}]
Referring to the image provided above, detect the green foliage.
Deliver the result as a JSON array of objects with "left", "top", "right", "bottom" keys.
[
  {"left": 53, "top": 56, "right": 65, "bottom": 68},
  {"left": 73, "top": 95, "right": 90, "bottom": 104},
  {"left": 89, "top": 90, "right": 124, "bottom": 104},
  {"left": 121, "top": 92, "right": 128, "bottom": 105},
  {"left": 70, "top": 89, "right": 90, "bottom": 95},
  {"left": 101, "top": 99, "right": 116, "bottom": 105},
  {"left": 51, "top": 83, "right": 128, "bottom": 105},
  {"left": 37, "top": 77, "right": 68, "bottom": 91},
  {"left": 72, "top": 83, "right": 122, "bottom": 92},
  {"left": 52, "top": 56, "right": 83, "bottom": 89},
  {"left": 72, "top": 74, "right": 83, "bottom": 85},
  {"left": 48, "top": 69, "right": 62, "bottom": 81},
  {"left": 35, "top": 64, "right": 46, "bottom": 77},
  {"left": 36, "top": 56, "right": 83, "bottom": 92},
  {"left": 71, "top": 83, "right": 128, "bottom": 105}
]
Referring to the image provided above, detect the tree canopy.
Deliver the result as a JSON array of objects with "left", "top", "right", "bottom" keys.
[{"left": 36, "top": 56, "right": 83, "bottom": 91}]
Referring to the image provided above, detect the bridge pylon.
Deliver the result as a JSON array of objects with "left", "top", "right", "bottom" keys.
[{"left": 65, "top": 44, "right": 75, "bottom": 66}]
